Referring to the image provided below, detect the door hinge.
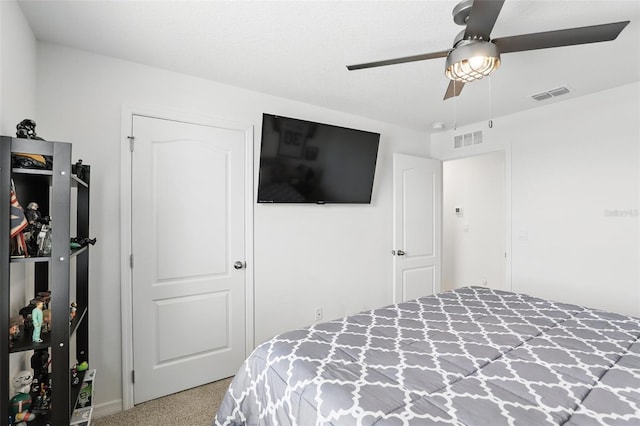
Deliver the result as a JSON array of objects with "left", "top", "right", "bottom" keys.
[
  {"left": 128, "top": 136, "right": 135, "bottom": 152},
  {"left": 130, "top": 254, "right": 134, "bottom": 268},
  {"left": 131, "top": 370, "right": 135, "bottom": 383}
]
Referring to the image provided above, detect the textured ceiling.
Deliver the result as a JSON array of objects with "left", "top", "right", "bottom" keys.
[{"left": 17, "top": 0, "right": 640, "bottom": 132}]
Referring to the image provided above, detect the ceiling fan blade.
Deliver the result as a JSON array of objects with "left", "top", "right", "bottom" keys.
[
  {"left": 493, "top": 21, "right": 630, "bottom": 54},
  {"left": 346, "top": 50, "right": 450, "bottom": 71},
  {"left": 444, "top": 80, "right": 465, "bottom": 100},
  {"left": 464, "top": 0, "right": 505, "bottom": 40}
]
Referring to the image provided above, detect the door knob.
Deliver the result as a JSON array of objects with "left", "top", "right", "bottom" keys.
[
  {"left": 396, "top": 250, "right": 405, "bottom": 256},
  {"left": 234, "top": 261, "right": 245, "bottom": 270}
]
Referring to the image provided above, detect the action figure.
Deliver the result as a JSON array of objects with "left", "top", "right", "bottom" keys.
[
  {"left": 10, "top": 179, "right": 28, "bottom": 257},
  {"left": 13, "top": 370, "right": 33, "bottom": 394},
  {"left": 31, "top": 299, "right": 44, "bottom": 343},
  {"left": 23, "top": 202, "right": 51, "bottom": 255},
  {"left": 69, "top": 302, "right": 77, "bottom": 323},
  {"left": 10, "top": 371, "right": 37, "bottom": 422},
  {"left": 9, "top": 316, "right": 21, "bottom": 348},
  {"left": 31, "top": 350, "right": 50, "bottom": 387},
  {"left": 16, "top": 119, "right": 44, "bottom": 140},
  {"left": 19, "top": 299, "right": 37, "bottom": 339}
]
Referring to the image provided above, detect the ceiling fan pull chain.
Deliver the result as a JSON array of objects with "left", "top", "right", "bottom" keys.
[
  {"left": 453, "top": 80, "right": 458, "bottom": 130},
  {"left": 488, "top": 76, "right": 494, "bottom": 128}
]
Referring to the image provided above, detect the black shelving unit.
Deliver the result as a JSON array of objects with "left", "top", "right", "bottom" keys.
[{"left": 1, "top": 136, "right": 91, "bottom": 425}]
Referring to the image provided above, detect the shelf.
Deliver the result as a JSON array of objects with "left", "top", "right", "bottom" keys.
[
  {"left": 70, "top": 369, "right": 88, "bottom": 414},
  {"left": 71, "top": 246, "right": 89, "bottom": 258},
  {"left": 9, "top": 305, "right": 88, "bottom": 354},
  {"left": 10, "top": 246, "right": 90, "bottom": 264},
  {"left": 11, "top": 166, "right": 87, "bottom": 186},
  {"left": 72, "top": 174, "right": 89, "bottom": 188},
  {"left": 11, "top": 167, "right": 53, "bottom": 177},
  {"left": 71, "top": 306, "right": 88, "bottom": 336},
  {"left": 9, "top": 326, "right": 52, "bottom": 353},
  {"left": 10, "top": 255, "right": 51, "bottom": 264},
  {"left": 2, "top": 136, "right": 91, "bottom": 425}
]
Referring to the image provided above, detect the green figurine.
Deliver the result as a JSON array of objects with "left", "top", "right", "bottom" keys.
[{"left": 31, "top": 299, "right": 44, "bottom": 343}]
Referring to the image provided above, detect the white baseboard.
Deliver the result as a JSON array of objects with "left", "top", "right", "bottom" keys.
[{"left": 92, "top": 399, "right": 123, "bottom": 419}]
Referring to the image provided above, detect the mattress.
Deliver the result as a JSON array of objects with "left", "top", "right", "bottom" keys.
[{"left": 214, "top": 287, "right": 640, "bottom": 425}]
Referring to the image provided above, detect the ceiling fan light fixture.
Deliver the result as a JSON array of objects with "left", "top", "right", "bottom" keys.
[{"left": 445, "top": 40, "right": 501, "bottom": 83}]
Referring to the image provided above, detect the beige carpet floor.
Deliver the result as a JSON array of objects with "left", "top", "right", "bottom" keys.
[{"left": 93, "top": 377, "right": 233, "bottom": 426}]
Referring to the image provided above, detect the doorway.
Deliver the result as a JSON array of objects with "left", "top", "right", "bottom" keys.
[{"left": 442, "top": 151, "right": 507, "bottom": 291}]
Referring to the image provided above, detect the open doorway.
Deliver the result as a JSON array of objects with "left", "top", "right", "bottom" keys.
[{"left": 442, "top": 151, "right": 507, "bottom": 291}]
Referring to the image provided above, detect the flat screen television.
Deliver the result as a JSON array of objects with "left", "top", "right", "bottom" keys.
[{"left": 257, "top": 114, "right": 380, "bottom": 204}]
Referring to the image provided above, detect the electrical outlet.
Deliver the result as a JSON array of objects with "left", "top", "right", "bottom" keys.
[
  {"left": 315, "top": 308, "right": 323, "bottom": 321},
  {"left": 481, "top": 277, "right": 488, "bottom": 286}
]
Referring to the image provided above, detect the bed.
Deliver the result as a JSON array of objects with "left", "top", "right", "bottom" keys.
[{"left": 214, "top": 286, "right": 640, "bottom": 425}]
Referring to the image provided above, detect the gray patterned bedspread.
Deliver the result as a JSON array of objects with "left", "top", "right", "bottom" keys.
[{"left": 214, "top": 287, "right": 640, "bottom": 425}]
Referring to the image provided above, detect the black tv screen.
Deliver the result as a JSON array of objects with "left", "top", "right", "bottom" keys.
[{"left": 257, "top": 114, "right": 380, "bottom": 204}]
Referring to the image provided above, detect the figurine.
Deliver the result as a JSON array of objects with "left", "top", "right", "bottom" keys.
[
  {"left": 30, "top": 381, "right": 50, "bottom": 415},
  {"left": 37, "top": 291, "right": 51, "bottom": 310},
  {"left": 36, "top": 224, "right": 52, "bottom": 257},
  {"left": 31, "top": 299, "right": 44, "bottom": 343},
  {"left": 10, "top": 179, "right": 28, "bottom": 258},
  {"left": 71, "top": 366, "right": 80, "bottom": 386},
  {"left": 24, "top": 202, "right": 41, "bottom": 225},
  {"left": 42, "top": 309, "right": 51, "bottom": 333},
  {"left": 10, "top": 392, "right": 35, "bottom": 421},
  {"left": 70, "top": 236, "right": 97, "bottom": 249},
  {"left": 16, "top": 119, "right": 44, "bottom": 140},
  {"left": 9, "top": 316, "right": 22, "bottom": 348},
  {"left": 72, "top": 159, "right": 89, "bottom": 182},
  {"left": 31, "top": 350, "right": 50, "bottom": 388},
  {"left": 19, "top": 299, "right": 37, "bottom": 339},
  {"left": 69, "top": 302, "right": 77, "bottom": 323},
  {"left": 13, "top": 371, "right": 33, "bottom": 394},
  {"left": 23, "top": 203, "right": 51, "bottom": 256}
]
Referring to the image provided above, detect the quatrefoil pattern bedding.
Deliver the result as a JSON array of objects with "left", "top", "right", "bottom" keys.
[{"left": 214, "top": 287, "right": 640, "bottom": 425}]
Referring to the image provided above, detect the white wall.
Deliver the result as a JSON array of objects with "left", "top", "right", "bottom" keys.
[
  {"left": 0, "top": 0, "right": 38, "bottom": 393},
  {"left": 443, "top": 152, "right": 506, "bottom": 291},
  {"left": 0, "top": 0, "right": 36, "bottom": 135},
  {"left": 433, "top": 82, "right": 640, "bottom": 318},
  {"left": 34, "top": 42, "right": 430, "bottom": 411}
]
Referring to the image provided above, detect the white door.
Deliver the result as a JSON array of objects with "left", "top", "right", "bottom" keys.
[
  {"left": 392, "top": 154, "right": 442, "bottom": 302},
  {"left": 131, "top": 115, "right": 246, "bottom": 404}
]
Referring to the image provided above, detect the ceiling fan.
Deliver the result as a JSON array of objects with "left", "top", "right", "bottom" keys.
[{"left": 346, "top": 0, "right": 630, "bottom": 100}]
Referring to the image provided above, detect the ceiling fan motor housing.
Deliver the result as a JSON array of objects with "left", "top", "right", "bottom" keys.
[
  {"left": 445, "top": 40, "right": 501, "bottom": 82},
  {"left": 452, "top": 0, "right": 474, "bottom": 26}
]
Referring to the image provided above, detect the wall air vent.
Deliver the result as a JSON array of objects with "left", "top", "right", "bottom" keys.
[
  {"left": 454, "top": 130, "right": 483, "bottom": 149},
  {"left": 531, "top": 86, "right": 571, "bottom": 101}
]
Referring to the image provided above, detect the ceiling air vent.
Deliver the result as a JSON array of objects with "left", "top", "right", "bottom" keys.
[
  {"left": 454, "top": 130, "right": 483, "bottom": 149},
  {"left": 531, "top": 92, "right": 552, "bottom": 101},
  {"left": 454, "top": 135, "right": 463, "bottom": 149},
  {"left": 531, "top": 86, "right": 571, "bottom": 101},
  {"left": 548, "top": 86, "right": 570, "bottom": 97}
]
